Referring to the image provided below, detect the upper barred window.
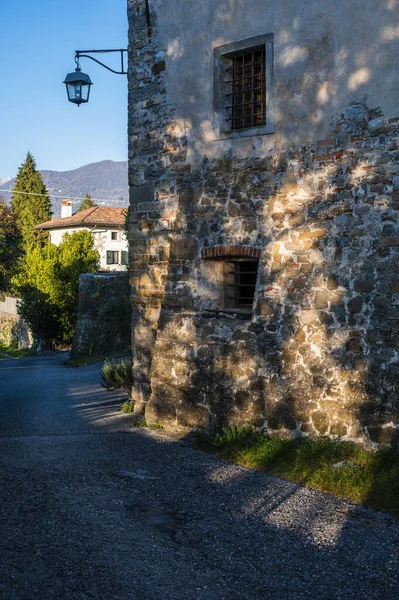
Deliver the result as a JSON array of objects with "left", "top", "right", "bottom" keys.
[
  {"left": 226, "top": 48, "right": 266, "bottom": 131},
  {"left": 214, "top": 34, "right": 274, "bottom": 138}
]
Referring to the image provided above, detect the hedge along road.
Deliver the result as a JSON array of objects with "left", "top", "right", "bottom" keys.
[{"left": 0, "top": 353, "right": 398, "bottom": 600}]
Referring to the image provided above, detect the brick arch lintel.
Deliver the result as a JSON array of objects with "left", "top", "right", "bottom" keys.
[{"left": 201, "top": 245, "right": 262, "bottom": 260}]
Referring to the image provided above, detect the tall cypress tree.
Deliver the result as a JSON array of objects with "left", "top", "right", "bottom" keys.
[
  {"left": 78, "top": 193, "right": 96, "bottom": 211},
  {"left": 0, "top": 198, "right": 21, "bottom": 291},
  {"left": 11, "top": 152, "right": 52, "bottom": 249}
]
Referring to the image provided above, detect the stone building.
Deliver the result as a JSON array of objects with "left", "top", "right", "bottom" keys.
[{"left": 127, "top": 0, "right": 399, "bottom": 443}]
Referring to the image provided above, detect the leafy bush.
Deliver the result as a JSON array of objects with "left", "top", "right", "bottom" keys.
[
  {"left": 12, "top": 230, "right": 99, "bottom": 346},
  {"left": 101, "top": 356, "right": 133, "bottom": 396}
]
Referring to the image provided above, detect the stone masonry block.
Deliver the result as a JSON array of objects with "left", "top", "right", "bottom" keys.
[
  {"left": 129, "top": 183, "right": 155, "bottom": 206},
  {"left": 354, "top": 280, "right": 374, "bottom": 293},
  {"left": 381, "top": 237, "right": 399, "bottom": 247},
  {"left": 170, "top": 238, "right": 198, "bottom": 260}
]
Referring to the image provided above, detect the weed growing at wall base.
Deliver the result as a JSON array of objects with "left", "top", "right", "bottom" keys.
[
  {"left": 132, "top": 417, "right": 147, "bottom": 428},
  {"left": 101, "top": 356, "right": 133, "bottom": 397},
  {"left": 121, "top": 401, "right": 134, "bottom": 414},
  {"left": 195, "top": 427, "right": 399, "bottom": 517}
]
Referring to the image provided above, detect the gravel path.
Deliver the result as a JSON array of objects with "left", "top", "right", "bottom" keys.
[{"left": 0, "top": 353, "right": 398, "bottom": 599}]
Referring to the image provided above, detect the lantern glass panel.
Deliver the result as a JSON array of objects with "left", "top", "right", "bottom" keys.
[
  {"left": 81, "top": 83, "right": 90, "bottom": 102},
  {"left": 66, "top": 81, "right": 91, "bottom": 104},
  {"left": 67, "top": 82, "right": 81, "bottom": 101}
]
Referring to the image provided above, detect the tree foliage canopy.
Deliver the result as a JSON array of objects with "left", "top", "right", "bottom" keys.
[
  {"left": 12, "top": 230, "right": 99, "bottom": 346},
  {"left": 0, "top": 198, "right": 22, "bottom": 292},
  {"left": 78, "top": 193, "right": 97, "bottom": 212},
  {"left": 10, "top": 152, "right": 52, "bottom": 250}
]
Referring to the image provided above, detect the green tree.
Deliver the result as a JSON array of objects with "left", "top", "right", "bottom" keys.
[
  {"left": 0, "top": 198, "right": 22, "bottom": 291},
  {"left": 78, "top": 193, "right": 96, "bottom": 211},
  {"left": 11, "top": 152, "right": 52, "bottom": 250},
  {"left": 12, "top": 230, "right": 99, "bottom": 346}
]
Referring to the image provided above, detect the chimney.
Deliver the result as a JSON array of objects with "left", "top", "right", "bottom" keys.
[{"left": 61, "top": 200, "right": 73, "bottom": 219}]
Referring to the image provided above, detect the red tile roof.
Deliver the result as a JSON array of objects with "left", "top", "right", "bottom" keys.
[{"left": 35, "top": 206, "right": 127, "bottom": 230}]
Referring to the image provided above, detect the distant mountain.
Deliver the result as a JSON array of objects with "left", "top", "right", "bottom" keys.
[{"left": 0, "top": 160, "right": 128, "bottom": 217}]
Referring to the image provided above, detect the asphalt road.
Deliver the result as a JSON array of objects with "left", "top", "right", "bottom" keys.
[{"left": 0, "top": 352, "right": 398, "bottom": 600}]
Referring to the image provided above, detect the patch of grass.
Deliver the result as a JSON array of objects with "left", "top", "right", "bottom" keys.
[
  {"left": 149, "top": 420, "right": 164, "bottom": 430},
  {"left": 132, "top": 418, "right": 147, "bottom": 428},
  {"left": 121, "top": 401, "right": 135, "bottom": 414},
  {"left": 194, "top": 427, "right": 399, "bottom": 517},
  {"left": 0, "top": 343, "right": 34, "bottom": 358},
  {"left": 131, "top": 417, "right": 164, "bottom": 429}
]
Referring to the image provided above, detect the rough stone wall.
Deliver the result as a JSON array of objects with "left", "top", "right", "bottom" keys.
[
  {"left": 144, "top": 108, "right": 399, "bottom": 444},
  {"left": 70, "top": 273, "right": 132, "bottom": 359},
  {"left": 130, "top": 0, "right": 398, "bottom": 165},
  {"left": 128, "top": 0, "right": 189, "bottom": 411},
  {"left": 0, "top": 296, "right": 32, "bottom": 349},
  {"left": 0, "top": 314, "right": 32, "bottom": 349},
  {"left": 127, "top": 1, "right": 399, "bottom": 443}
]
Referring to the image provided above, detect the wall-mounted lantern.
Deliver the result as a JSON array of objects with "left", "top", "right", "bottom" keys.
[
  {"left": 64, "top": 49, "right": 127, "bottom": 106},
  {"left": 63, "top": 67, "right": 93, "bottom": 106}
]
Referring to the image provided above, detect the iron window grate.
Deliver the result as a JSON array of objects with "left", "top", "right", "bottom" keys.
[
  {"left": 225, "top": 49, "right": 266, "bottom": 131},
  {"left": 226, "top": 260, "right": 258, "bottom": 309}
]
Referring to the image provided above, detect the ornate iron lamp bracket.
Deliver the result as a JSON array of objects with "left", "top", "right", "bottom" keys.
[{"left": 74, "top": 49, "right": 128, "bottom": 75}]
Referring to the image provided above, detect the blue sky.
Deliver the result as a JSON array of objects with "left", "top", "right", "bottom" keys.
[{"left": 0, "top": 0, "right": 128, "bottom": 180}]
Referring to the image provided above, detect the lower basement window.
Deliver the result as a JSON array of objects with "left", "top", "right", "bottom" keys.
[{"left": 224, "top": 260, "right": 258, "bottom": 310}]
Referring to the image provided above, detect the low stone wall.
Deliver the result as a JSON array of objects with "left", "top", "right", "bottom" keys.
[
  {"left": 0, "top": 295, "right": 18, "bottom": 315},
  {"left": 70, "top": 273, "right": 132, "bottom": 359},
  {"left": 0, "top": 296, "right": 32, "bottom": 349},
  {"left": 130, "top": 104, "right": 399, "bottom": 445}
]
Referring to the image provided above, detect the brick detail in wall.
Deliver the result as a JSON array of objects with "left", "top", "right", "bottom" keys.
[{"left": 201, "top": 246, "right": 262, "bottom": 259}]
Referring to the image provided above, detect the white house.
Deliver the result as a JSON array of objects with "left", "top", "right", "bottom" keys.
[{"left": 35, "top": 201, "right": 129, "bottom": 271}]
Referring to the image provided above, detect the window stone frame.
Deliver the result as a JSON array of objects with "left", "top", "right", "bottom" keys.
[
  {"left": 201, "top": 246, "right": 261, "bottom": 317},
  {"left": 213, "top": 34, "right": 274, "bottom": 139},
  {"left": 223, "top": 259, "right": 259, "bottom": 311}
]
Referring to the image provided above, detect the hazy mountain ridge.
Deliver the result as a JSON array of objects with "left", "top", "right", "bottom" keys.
[{"left": 0, "top": 160, "right": 128, "bottom": 217}]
